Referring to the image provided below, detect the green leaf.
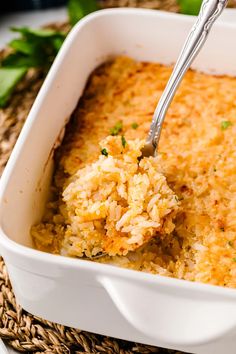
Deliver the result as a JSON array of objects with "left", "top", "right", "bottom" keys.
[
  {"left": 9, "top": 39, "right": 37, "bottom": 55},
  {"left": 4, "top": 27, "right": 66, "bottom": 69},
  {"left": 0, "top": 67, "right": 27, "bottom": 107},
  {"left": 11, "top": 27, "right": 65, "bottom": 39},
  {"left": 68, "top": 0, "right": 98, "bottom": 26},
  {"left": 2, "top": 52, "right": 43, "bottom": 68},
  {"left": 51, "top": 37, "right": 65, "bottom": 52},
  {"left": 178, "top": 0, "right": 202, "bottom": 15},
  {"left": 0, "top": 26, "right": 66, "bottom": 106}
]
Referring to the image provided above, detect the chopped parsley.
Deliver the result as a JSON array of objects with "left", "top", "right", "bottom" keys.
[
  {"left": 121, "top": 135, "right": 127, "bottom": 148},
  {"left": 131, "top": 122, "right": 138, "bottom": 129},
  {"left": 221, "top": 120, "right": 232, "bottom": 130},
  {"left": 233, "top": 258, "right": 236, "bottom": 262},
  {"left": 101, "top": 148, "right": 108, "bottom": 156},
  {"left": 110, "top": 121, "right": 123, "bottom": 136}
]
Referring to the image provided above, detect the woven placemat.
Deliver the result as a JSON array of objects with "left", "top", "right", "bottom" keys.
[{"left": 1, "top": 1, "right": 236, "bottom": 353}]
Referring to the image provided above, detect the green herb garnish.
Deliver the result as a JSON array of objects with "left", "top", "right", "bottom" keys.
[
  {"left": 131, "top": 122, "right": 138, "bottom": 129},
  {"left": 8, "top": 26, "right": 65, "bottom": 68},
  {"left": 221, "top": 120, "right": 232, "bottom": 130},
  {"left": 0, "top": 27, "right": 66, "bottom": 107},
  {"left": 0, "top": 1, "right": 100, "bottom": 107},
  {"left": 233, "top": 258, "right": 236, "bottom": 262},
  {"left": 178, "top": 0, "right": 202, "bottom": 16},
  {"left": 101, "top": 148, "right": 108, "bottom": 156},
  {"left": 110, "top": 121, "right": 123, "bottom": 136},
  {"left": 121, "top": 135, "right": 127, "bottom": 148},
  {"left": 68, "top": 0, "right": 98, "bottom": 26}
]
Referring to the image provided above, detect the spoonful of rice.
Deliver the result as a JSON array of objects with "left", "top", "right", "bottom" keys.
[
  {"left": 142, "top": 0, "right": 228, "bottom": 158},
  {"left": 61, "top": 136, "right": 179, "bottom": 259}
]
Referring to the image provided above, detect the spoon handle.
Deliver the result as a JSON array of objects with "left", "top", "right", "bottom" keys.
[{"left": 145, "top": 0, "right": 228, "bottom": 156}]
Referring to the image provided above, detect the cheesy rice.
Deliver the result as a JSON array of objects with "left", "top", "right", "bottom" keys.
[{"left": 32, "top": 57, "right": 236, "bottom": 288}]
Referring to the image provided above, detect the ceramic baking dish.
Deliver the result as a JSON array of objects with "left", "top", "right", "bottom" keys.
[{"left": 0, "top": 9, "right": 236, "bottom": 354}]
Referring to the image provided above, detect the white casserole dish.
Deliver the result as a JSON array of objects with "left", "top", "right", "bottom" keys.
[{"left": 0, "top": 9, "right": 236, "bottom": 354}]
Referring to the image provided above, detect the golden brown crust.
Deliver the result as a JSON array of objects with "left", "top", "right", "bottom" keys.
[{"left": 33, "top": 57, "right": 236, "bottom": 288}]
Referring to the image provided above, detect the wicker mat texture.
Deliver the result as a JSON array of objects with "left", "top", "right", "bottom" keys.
[{"left": 0, "top": 1, "right": 236, "bottom": 353}]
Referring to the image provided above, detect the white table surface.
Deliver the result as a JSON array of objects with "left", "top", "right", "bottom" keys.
[{"left": 0, "top": 6, "right": 236, "bottom": 354}]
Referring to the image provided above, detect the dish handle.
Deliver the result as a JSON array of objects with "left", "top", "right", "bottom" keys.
[{"left": 99, "top": 276, "right": 236, "bottom": 347}]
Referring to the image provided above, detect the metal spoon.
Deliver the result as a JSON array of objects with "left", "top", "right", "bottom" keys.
[{"left": 142, "top": 0, "right": 228, "bottom": 158}]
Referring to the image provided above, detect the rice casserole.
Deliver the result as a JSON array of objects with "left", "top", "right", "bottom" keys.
[{"left": 32, "top": 56, "right": 236, "bottom": 288}]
